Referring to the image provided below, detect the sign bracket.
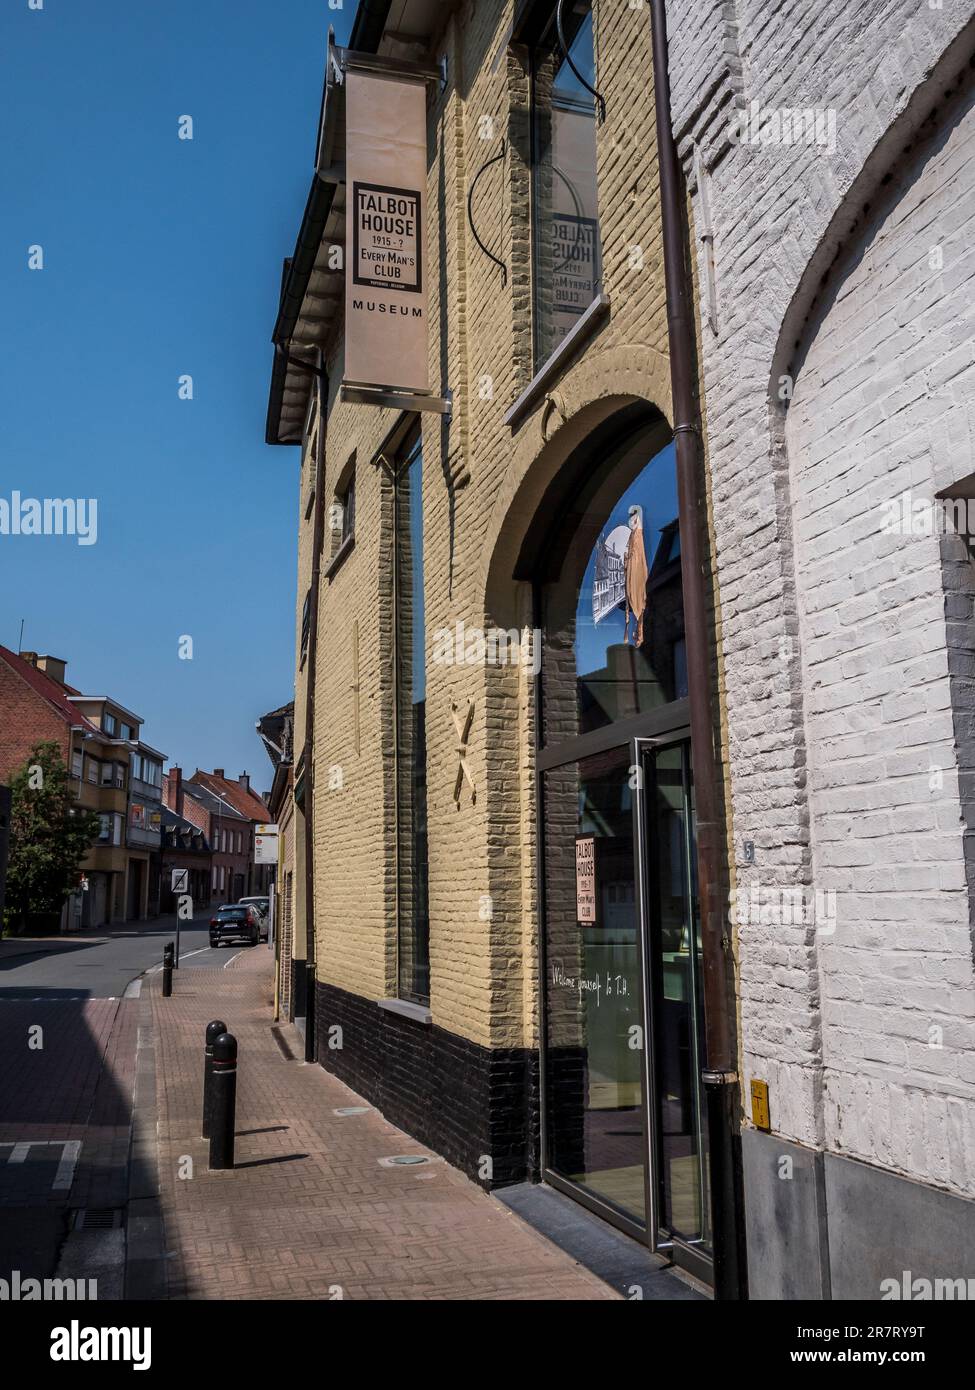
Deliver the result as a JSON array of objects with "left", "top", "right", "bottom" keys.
[{"left": 340, "top": 384, "right": 452, "bottom": 418}]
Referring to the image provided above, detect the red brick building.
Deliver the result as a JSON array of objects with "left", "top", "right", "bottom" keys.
[
  {"left": 0, "top": 647, "right": 165, "bottom": 927},
  {"left": 188, "top": 768, "right": 271, "bottom": 897},
  {"left": 0, "top": 647, "right": 91, "bottom": 778},
  {"left": 164, "top": 767, "right": 258, "bottom": 905},
  {"left": 159, "top": 804, "right": 211, "bottom": 913}
]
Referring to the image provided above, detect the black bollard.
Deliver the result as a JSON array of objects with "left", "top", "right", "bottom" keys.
[
  {"left": 202, "top": 1018, "right": 228, "bottom": 1140},
  {"left": 208, "top": 1032, "right": 238, "bottom": 1171},
  {"left": 162, "top": 942, "right": 174, "bottom": 998}
]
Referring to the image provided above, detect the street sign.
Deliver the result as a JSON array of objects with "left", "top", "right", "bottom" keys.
[
  {"left": 254, "top": 825, "right": 279, "bottom": 865},
  {"left": 171, "top": 868, "right": 189, "bottom": 894}
]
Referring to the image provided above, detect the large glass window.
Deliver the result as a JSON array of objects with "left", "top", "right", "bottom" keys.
[
  {"left": 543, "top": 747, "right": 646, "bottom": 1225},
  {"left": 394, "top": 432, "right": 430, "bottom": 1005},
  {"left": 543, "top": 429, "right": 684, "bottom": 746},
  {"left": 531, "top": 1, "right": 601, "bottom": 366},
  {"left": 538, "top": 417, "right": 711, "bottom": 1260}
]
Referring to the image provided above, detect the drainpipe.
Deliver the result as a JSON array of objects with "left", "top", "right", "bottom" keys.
[
  {"left": 302, "top": 352, "right": 327, "bottom": 1065},
  {"left": 649, "top": 0, "right": 747, "bottom": 1299}
]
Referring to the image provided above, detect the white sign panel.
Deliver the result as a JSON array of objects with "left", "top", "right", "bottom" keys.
[
  {"left": 575, "top": 836, "right": 596, "bottom": 924},
  {"left": 254, "top": 828, "right": 279, "bottom": 865},
  {"left": 171, "top": 868, "right": 189, "bottom": 894},
  {"left": 344, "top": 68, "right": 429, "bottom": 394}
]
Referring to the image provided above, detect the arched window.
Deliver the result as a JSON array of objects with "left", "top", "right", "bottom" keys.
[
  {"left": 540, "top": 422, "right": 685, "bottom": 750},
  {"left": 535, "top": 415, "right": 708, "bottom": 1261}
]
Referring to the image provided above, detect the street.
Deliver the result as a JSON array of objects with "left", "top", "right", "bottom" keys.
[
  {"left": 0, "top": 918, "right": 700, "bottom": 1303},
  {"left": 0, "top": 913, "right": 258, "bottom": 1287}
]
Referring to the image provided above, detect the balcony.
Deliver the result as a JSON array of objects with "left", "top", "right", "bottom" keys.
[{"left": 74, "top": 779, "right": 129, "bottom": 816}]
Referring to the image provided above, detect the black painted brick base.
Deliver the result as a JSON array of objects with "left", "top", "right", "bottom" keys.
[{"left": 314, "top": 979, "right": 538, "bottom": 1187}]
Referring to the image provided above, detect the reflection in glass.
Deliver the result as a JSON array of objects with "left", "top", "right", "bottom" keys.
[
  {"left": 544, "top": 747, "right": 646, "bottom": 1225},
  {"left": 543, "top": 433, "right": 684, "bottom": 747},
  {"left": 532, "top": 2, "right": 601, "bottom": 365},
  {"left": 649, "top": 743, "right": 710, "bottom": 1249}
]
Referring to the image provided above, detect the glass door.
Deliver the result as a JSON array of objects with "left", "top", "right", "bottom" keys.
[
  {"left": 639, "top": 738, "right": 711, "bottom": 1268},
  {"left": 541, "top": 745, "right": 648, "bottom": 1234},
  {"left": 539, "top": 733, "right": 712, "bottom": 1273}
]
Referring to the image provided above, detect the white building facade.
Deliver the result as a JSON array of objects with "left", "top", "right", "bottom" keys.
[{"left": 666, "top": 0, "right": 975, "bottom": 1296}]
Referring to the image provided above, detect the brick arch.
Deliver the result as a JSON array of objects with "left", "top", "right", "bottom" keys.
[
  {"left": 780, "top": 77, "right": 975, "bottom": 1191},
  {"left": 477, "top": 342, "right": 672, "bottom": 624},
  {"left": 769, "top": 16, "right": 975, "bottom": 408},
  {"left": 472, "top": 370, "right": 672, "bottom": 1055}
]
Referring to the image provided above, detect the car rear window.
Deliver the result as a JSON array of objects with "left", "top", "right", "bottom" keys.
[{"left": 216, "top": 909, "right": 246, "bottom": 920}]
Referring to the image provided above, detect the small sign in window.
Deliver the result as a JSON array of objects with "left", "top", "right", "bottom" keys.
[{"left": 575, "top": 834, "right": 597, "bottom": 924}]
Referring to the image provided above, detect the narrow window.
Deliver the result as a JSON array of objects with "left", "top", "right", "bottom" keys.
[
  {"left": 531, "top": 1, "right": 601, "bottom": 366},
  {"left": 394, "top": 430, "right": 430, "bottom": 1005},
  {"left": 300, "top": 589, "right": 311, "bottom": 661},
  {"left": 340, "top": 472, "right": 356, "bottom": 545}
]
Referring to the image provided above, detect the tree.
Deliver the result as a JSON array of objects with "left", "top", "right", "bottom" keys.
[{"left": 2, "top": 741, "right": 99, "bottom": 935}]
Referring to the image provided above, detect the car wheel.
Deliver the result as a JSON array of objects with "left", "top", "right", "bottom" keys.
[{"left": 209, "top": 939, "right": 218, "bottom": 949}]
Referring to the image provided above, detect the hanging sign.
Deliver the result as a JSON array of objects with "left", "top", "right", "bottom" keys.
[
  {"left": 344, "top": 68, "right": 429, "bottom": 395},
  {"left": 254, "top": 824, "right": 279, "bottom": 866}
]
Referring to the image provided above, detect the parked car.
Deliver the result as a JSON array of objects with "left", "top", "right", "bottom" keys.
[
  {"left": 238, "top": 895, "right": 270, "bottom": 942},
  {"left": 209, "top": 904, "right": 261, "bottom": 948}
]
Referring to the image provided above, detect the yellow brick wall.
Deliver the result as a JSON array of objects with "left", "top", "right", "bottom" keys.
[{"left": 301, "top": 1, "right": 680, "bottom": 1051}]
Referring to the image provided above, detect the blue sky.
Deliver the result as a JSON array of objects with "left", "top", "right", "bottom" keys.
[{"left": 0, "top": 0, "right": 357, "bottom": 795}]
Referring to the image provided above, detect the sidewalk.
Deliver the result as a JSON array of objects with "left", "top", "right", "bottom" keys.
[{"left": 132, "top": 949, "right": 619, "bottom": 1300}]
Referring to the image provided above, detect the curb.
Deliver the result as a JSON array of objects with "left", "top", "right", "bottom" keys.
[{"left": 123, "top": 980, "right": 168, "bottom": 1300}]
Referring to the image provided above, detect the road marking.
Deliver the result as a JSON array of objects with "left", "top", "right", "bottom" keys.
[
  {"left": 147, "top": 945, "right": 211, "bottom": 975},
  {"left": 1, "top": 1139, "right": 81, "bottom": 1191},
  {"left": 223, "top": 951, "right": 242, "bottom": 969},
  {"left": 54, "top": 1140, "right": 81, "bottom": 1191},
  {"left": 124, "top": 979, "right": 142, "bottom": 999}
]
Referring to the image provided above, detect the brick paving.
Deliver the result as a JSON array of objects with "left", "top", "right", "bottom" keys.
[
  {"left": 0, "top": 993, "right": 138, "bottom": 1280},
  {"left": 0, "top": 996, "right": 136, "bottom": 1200},
  {"left": 146, "top": 950, "right": 618, "bottom": 1300}
]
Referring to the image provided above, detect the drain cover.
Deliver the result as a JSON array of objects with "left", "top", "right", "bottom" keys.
[
  {"left": 74, "top": 1208, "right": 123, "bottom": 1231},
  {"left": 333, "top": 1107, "right": 371, "bottom": 1117},
  {"left": 378, "top": 1154, "right": 435, "bottom": 1168}
]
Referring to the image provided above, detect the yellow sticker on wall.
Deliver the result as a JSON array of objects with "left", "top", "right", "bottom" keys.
[{"left": 750, "top": 1079, "right": 771, "bottom": 1131}]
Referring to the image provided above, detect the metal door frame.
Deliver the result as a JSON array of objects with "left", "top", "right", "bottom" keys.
[
  {"left": 535, "top": 699, "right": 693, "bottom": 1252},
  {"left": 637, "top": 733, "right": 714, "bottom": 1284}
]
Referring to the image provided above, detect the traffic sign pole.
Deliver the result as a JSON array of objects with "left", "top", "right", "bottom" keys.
[{"left": 170, "top": 868, "right": 190, "bottom": 967}]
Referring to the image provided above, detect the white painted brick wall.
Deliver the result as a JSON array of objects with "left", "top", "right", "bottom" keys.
[
  {"left": 665, "top": 0, "right": 975, "bottom": 1191},
  {"left": 789, "top": 73, "right": 975, "bottom": 1176}
]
